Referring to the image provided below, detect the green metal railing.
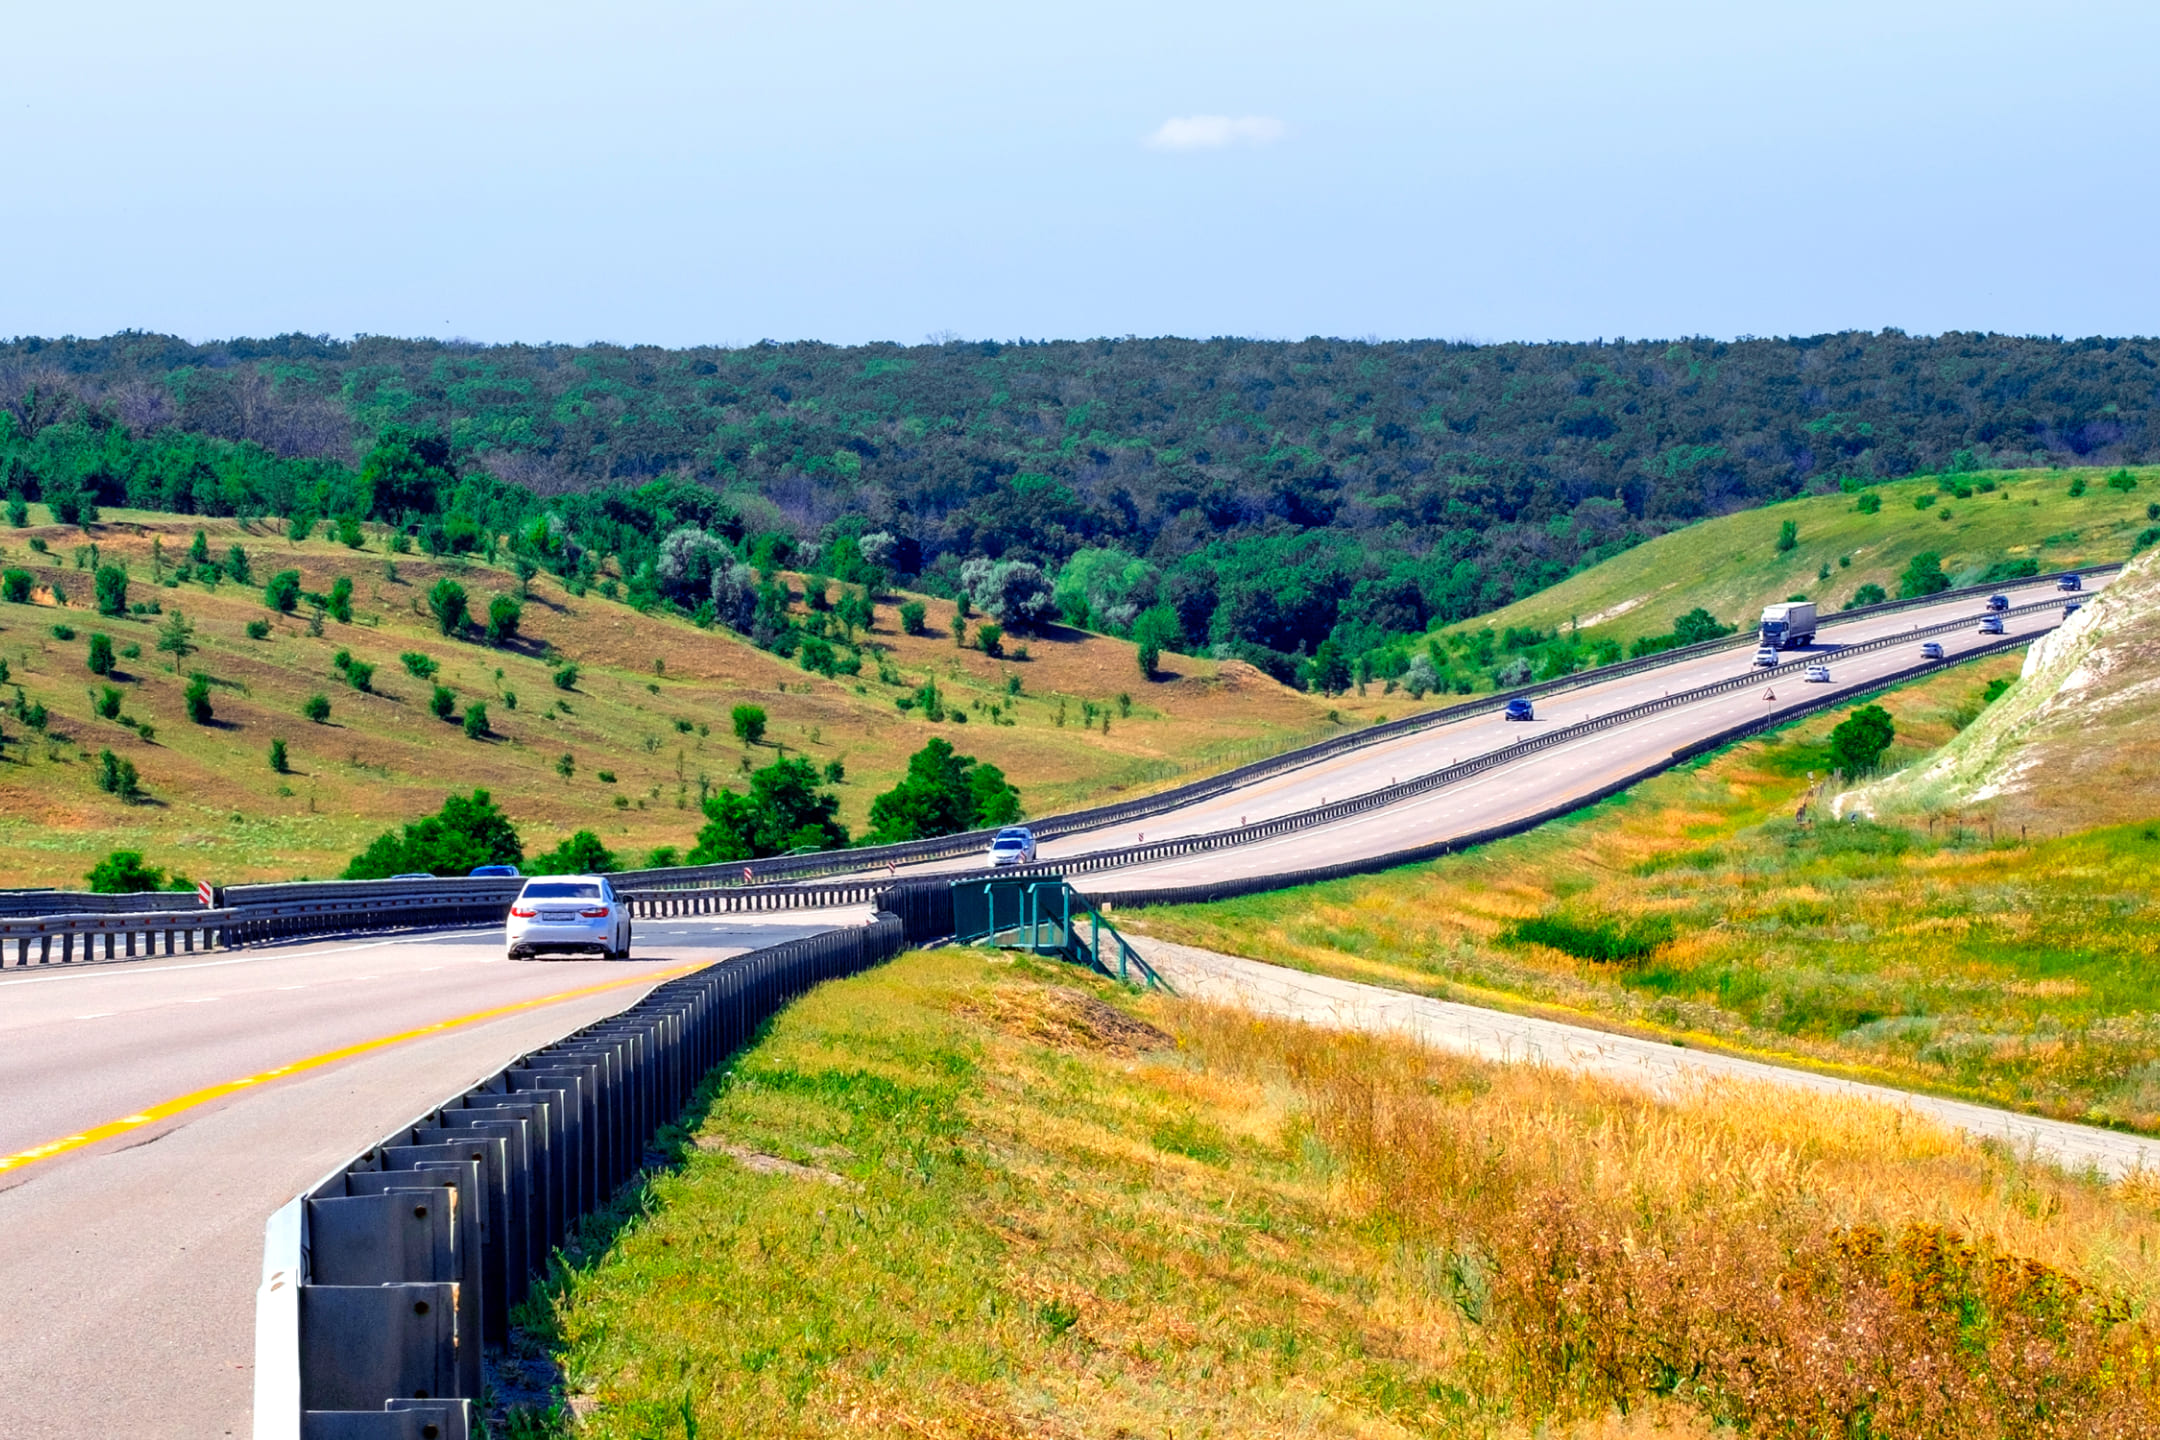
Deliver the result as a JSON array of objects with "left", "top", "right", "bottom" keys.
[{"left": 950, "top": 875, "right": 1171, "bottom": 991}]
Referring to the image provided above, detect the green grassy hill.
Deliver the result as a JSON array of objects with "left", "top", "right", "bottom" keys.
[
  {"left": 0, "top": 510, "right": 1330, "bottom": 888},
  {"left": 1448, "top": 464, "right": 2156, "bottom": 648}
]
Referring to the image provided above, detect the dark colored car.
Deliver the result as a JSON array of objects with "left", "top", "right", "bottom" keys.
[
  {"left": 1986, "top": 593, "right": 2010, "bottom": 612},
  {"left": 2058, "top": 573, "right": 2083, "bottom": 592},
  {"left": 1504, "top": 698, "right": 1535, "bottom": 721},
  {"left": 469, "top": 864, "right": 521, "bottom": 878}
]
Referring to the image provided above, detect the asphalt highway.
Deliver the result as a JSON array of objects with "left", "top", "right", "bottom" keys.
[
  {"left": 0, "top": 909, "right": 870, "bottom": 1440},
  {"left": 871, "top": 575, "right": 2099, "bottom": 887}
]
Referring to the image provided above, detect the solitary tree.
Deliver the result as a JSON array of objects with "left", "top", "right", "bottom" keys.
[
  {"left": 486, "top": 593, "right": 521, "bottom": 644},
  {"left": 731, "top": 704, "right": 767, "bottom": 746},
  {"left": 94, "top": 564, "right": 129, "bottom": 617},
  {"left": 428, "top": 578, "right": 469, "bottom": 636},
  {"left": 183, "top": 674, "right": 213, "bottom": 725},
  {"left": 1829, "top": 704, "right": 1896, "bottom": 774}
]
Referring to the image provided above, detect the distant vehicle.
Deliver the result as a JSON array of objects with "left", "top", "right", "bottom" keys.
[
  {"left": 1758, "top": 601, "right": 1818, "bottom": 649},
  {"left": 1979, "top": 614, "right": 2005, "bottom": 635},
  {"left": 987, "top": 826, "right": 1037, "bottom": 867},
  {"left": 1804, "top": 664, "right": 1832, "bottom": 684},
  {"left": 1986, "top": 594, "right": 2010, "bottom": 612},
  {"left": 390, "top": 872, "right": 434, "bottom": 880},
  {"left": 506, "top": 875, "right": 630, "bottom": 960},
  {"left": 1921, "top": 641, "right": 1945, "bottom": 660},
  {"left": 2064, "top": 599, "right": 2084, "bottom": 615},
  {"left": 1504, "top": 698, "right": 1535, "bottom": 721},
  {"left": 2058, "top": 573, "right": 2083, "bottom": 592},
  {"left": 1752, "top": 646, "right": 1782, "bottom": 668},
  {"left": 469, "top": 864, "right": 520, "bottom": 878}
]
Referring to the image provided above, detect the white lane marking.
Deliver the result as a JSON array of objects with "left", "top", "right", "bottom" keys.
[{"left": 74, "top": 1012, "right": 113, "bottom": 1020}]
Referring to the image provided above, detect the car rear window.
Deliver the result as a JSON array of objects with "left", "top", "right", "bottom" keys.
[{"left": 523, "top": 882, "right": 602, "bottom": 900}]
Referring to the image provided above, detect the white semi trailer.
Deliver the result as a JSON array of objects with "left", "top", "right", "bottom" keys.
[{"left": 1759, "top": 601, "right": 1817, "bottom": 649}]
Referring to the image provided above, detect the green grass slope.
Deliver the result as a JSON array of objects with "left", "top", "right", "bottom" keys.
[{"left": 1448, "top": 464, "right": 2157, "bottom": 648}]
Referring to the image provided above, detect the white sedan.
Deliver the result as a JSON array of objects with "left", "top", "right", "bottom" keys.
[{"left": 506, "top": 875, "right": 632, "bottom": 960}]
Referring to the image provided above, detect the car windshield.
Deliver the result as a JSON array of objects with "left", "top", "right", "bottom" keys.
[
  {"left": 523, "top": 882, "right": 602, "bottom": 900},
  {"left": 992, "top": 836, "right": 1026, "bottom": 848}
]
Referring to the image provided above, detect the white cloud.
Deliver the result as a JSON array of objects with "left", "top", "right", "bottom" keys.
[{"left": 1142, "top": 114, "right": 1287, "bottom": 151}]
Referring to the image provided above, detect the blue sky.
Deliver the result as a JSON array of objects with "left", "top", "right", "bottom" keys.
[{"left": 6, "top": 1, "right": 2157, "bottom": 346}]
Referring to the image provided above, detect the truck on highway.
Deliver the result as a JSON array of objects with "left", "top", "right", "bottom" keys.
[{"left": 1758, "top": 601, "right": 1817, "bottom": 649}]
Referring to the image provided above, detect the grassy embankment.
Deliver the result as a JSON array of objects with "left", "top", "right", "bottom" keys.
[
  {"left": 0, "top": 510, "right": 1331, "bottom": 886},
  {"left": 506, "top": 946, "right": 2160, "bottom": 1439},
  {"left": 1124, "top": 653, "right": 2160, "bottom": 1133},
  {"left": 1438, "top": 464, "right": 2156, "bottom": 648}
]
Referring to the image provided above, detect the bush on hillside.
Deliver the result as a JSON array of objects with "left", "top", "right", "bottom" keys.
[
  {"left": 865, "top": 737, "right": 1022, "bottom": 843},
  {"left": 528, "top": 829, "right": 618, "bottom": 875},
  {"left": 688, "top": 757, "right": 849, "bottom": 862},
  {"left": 342, "top": 788, "right": 523, "bottom": 878},
  {"left": 1829, "top": 704, "right": 1896, "bottom": 775}
]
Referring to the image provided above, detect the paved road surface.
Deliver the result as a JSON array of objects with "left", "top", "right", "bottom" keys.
[
  {"left": 869, "top": 577, "right": 2092, "bottom": 890},
  {"left": 0, "top": 909, "right": 869, "bottom": 1440},
  {"left": 1134, "top": 936, "right": 2160, "bottom": 1180}
]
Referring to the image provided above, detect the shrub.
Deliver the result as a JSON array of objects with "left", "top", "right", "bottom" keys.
[
  {"left": 93, "top": 685, "right": 123, "bottom": 719},
  {"left": 156, "top": 609, "right": 194, "bottom": 658},
  {"left": 1138, "top": 639, "right": 1160, "bottom": 678},
  {"left": 2069, "top": 475, "right": 2088, "bottom": 497},
  {"left": 555, "top": 752, "right": 575, "bottom": 779},
  {"left": 86, "top": 849, "right": 164, "bottom": 892},
  {"left": 687, "top": 757, "right": 849, "bottom": 862},
  {"left": 1913, "top": 492, "right": 1936, "bottom": 510},
  {"left": 245, "top": 618, "right": 271, "bottom": 640},
  {"left": 462, "top": 701, "right": 489, "bottom": 739},
  {"left": 1895, "top": 551, "right": 1949, "bottom": 599},
  {"left": 86, "top": 632, "right": 115, "bottom": 675},
  {"left": 184, "top": 674, "right": 214, "bottom": 724},
  {"left": 528, "top": 829, "right": 618, "bottom": 875},
  {"left": 595, "top": 769, "right": 617, "bottom": 784},
  {"left": 94, "top": 564, "right": 128, "bottom": 617},
  {"left": 327, "top": 575, "right": 353, "bottom": 623},
  {"left": 51, "top": 623, "right": 75, "bottom": 641},
  {"left": 1829, "top": 703, "right": 1896, "bottom": 774},
  {"left": 1846, "top": 582, "right": 1888, "bottom": 609},
  {"left": 1775, "top": 518, "right": 1798, "bottom": 553},
  {"left": 428, "top": 577, "right": 469, "bottom": 635},
  {"left": 332, "top": 649, "right": 353, "bottom": 671},
  {"left": 976, "top": 621, "right": 1004, "bottom": 656},
  {"left": 551, "top": 662, "right": 579, "bottom": 691},
  {"left": 342, "top": 788, "right": 522, "bottom": 878},
  {"left": 337, "top": 516, "right": 366, "bottom": 548},
  {"left": 225, "top": 544, "right": 252, "bottom": 584},
  {"left": 865, "top": 737, "right": 1021, "bottom": 842},
  {"left": 401, "top": 651, "right": 438, "bottom": 679},
  {"left": 1504, "top": 911, "right": 1675, "bottom": 964},
  {"left": 264, "top": 569, "right": 302, "bottom": 613},
  {"left": 303, "top": 692, "right": 331, "bottom": 723},
  {"left": 94, "top": 749, "right": 141, "bottom": 801},
  {"left": 269, "top": 737, "right": 289, "bottom": 773},
  {"left": 731, "top": 704, "right": 767, "bottom": 745},
  {"left": 4, "top": 494, "right": 24, "bottom": 527},
  {"left": 823, "top": 759, "right": 845, "bottom": 784},
  {"left": 344, "top": 660, "right": 374, "bottom": 693},
  {"left": 899, "top": 600, "right": 928, "bottom": 635},
  {"left": 427, "top": 685, "right": 455, "bottom": 720},
  {"left": 486, "top": 593, "right": 521, "bottom": 643},
  {"left": 0, "top": 569, "right": 30, "bottom": 602}
]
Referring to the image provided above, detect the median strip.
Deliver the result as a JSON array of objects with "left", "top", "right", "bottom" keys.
[{"left": 0, "top": 960, "right": 711, "bottom": 1177}]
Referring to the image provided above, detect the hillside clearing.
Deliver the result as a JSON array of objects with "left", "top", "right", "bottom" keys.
[{"left": 0, "top": 511, "right": 1329, "bottom": 885}]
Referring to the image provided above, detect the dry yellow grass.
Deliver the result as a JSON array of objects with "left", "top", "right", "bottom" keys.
[
  {"left": 515, "top": 947, "right": 2160, "bottom": 1439},
  {"left": 0, "top": 510, "right": 1334, "bottom": 884}
]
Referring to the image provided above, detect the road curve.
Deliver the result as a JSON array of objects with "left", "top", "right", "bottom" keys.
[{"left": 0, "top": 909, "right": 870, "bottom": 1440}]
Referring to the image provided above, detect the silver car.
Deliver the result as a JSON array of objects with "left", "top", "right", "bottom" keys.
[
  {"left": 987, "top": 826, "right": 1037, "bottom": 867},
  {"left": 506, "top": 875, "right": 632, "bottom": 960}
]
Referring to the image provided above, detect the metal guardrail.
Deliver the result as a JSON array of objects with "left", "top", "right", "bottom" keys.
[
  {"left": 254, "top": 914, "right": 911, "bottom": 1440},
  {"left": 0, "top": 907, "right": 236, "bottom": 966}
]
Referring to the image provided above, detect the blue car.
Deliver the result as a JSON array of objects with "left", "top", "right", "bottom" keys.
[
  {"left": 1504, "top": 698, "right": 1535, "bottom": 722},
  {"left": 469, "top": 864, "right": 521, "bottom": 878}
]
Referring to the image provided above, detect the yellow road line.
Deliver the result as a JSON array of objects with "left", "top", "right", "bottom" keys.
[{"left": 0, "top": 959, "right": 710, "bottom": 1177}]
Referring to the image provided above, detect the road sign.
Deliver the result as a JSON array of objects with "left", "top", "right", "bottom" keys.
[{"left": 198, "top": 880, "right": 215, "bottom": 908}]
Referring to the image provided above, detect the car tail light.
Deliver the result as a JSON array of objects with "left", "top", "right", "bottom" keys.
[
  {"left": 509, "top": 904, "right": 537, "bottom": 918},
  {"left": 581, "top": 905, "right": 610, "bottom": 918}
]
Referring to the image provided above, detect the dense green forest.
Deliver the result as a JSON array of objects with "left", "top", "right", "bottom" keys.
[{"left": 2, "top": 329, "right": 2154, "bottom": 687}]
